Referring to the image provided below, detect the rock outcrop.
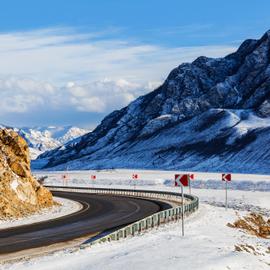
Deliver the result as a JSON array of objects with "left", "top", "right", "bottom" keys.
[
  {"left": 0, "top": 129, "right": 54, "bottom": 219},
  {"left": 34, "top": 30, "right": 270, "bottom": 173}
]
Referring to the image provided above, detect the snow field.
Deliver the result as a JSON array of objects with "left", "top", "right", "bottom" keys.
[
  {"left": 3, "top": 203, "right": 269, "bottom": 270},
  {"left": 1, "top": 169, "right": 269, "bottom": 269},
  {"left": 36, "top": 169, "right": 270, "bottom": 192}
]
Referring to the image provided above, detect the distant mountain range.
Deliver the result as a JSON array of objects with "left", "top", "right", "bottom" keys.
[
  {"left": 0, "top": 125, "right": 89, "bottom": 159},
  {"left": 34, "top": 30, "right": 270, "bottom": 173}
]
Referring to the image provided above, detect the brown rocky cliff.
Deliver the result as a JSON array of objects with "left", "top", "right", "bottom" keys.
[{"left": 0, "top": 128, "right": 54, "bottom": 219}]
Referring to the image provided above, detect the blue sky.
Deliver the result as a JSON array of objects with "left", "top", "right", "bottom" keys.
[
  {"left": 1, "top": 0, "right": 270, "bottom": 128},
  {"left": 2, "top": 0, "right": 270, "bottom": 46}
]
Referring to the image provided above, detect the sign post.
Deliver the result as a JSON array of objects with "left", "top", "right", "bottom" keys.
[
  {"left": 91, "top": 175, "right": 96, "bottom": 187},
  {"left": 222, "top": 173, "right": 231, "bottom": 210},
  {"left": 181, "top": 184, "right": 184, "bottom": 236},
  {"left": 61, "top": 174, "right": 68, "bottom": 186},
  {"left": 175, "top": 174, "right": 189, "bottom": 236},
  {"left": 188, "top": 174, "right": 194, "bottom": 195},
  {"left": 132, "top": 173, "right": 138, "bottom": 190}
]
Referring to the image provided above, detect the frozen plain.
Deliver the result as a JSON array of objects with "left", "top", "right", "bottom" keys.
[{"left": 1, "top": 169, "right": 270, "bottom": 270}]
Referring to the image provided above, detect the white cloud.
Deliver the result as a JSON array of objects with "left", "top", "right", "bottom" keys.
[
  {"left": 0, "top": 27, "right": 236, "bottom": 84},
  {"left": 0, "top": 77, "right": 56, "bottom": 113},
  {"left": 0, "top": 76, "right": 157, "bottom": 116},
  {"left": 0, "top": 27, "right": 237, "bottom": 126},
  {"left": 67, "top": 78, "right": 147, "bottom": 113}
]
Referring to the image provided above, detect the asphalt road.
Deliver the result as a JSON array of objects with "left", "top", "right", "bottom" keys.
[{"left": 0, "top": 191, "right": 171, "bottom": 254}]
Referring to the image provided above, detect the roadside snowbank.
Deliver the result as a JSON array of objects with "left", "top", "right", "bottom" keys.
[
  {"left": 2, "top": 198, "right": 269, "bottom": 270},
  {"left": 0, "top": 197, "right": 81, "bottom": 230}
]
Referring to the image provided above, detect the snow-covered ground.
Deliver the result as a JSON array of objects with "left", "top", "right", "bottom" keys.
[
  {"left": 2, "top": 169, "right": 270, "bottom": 269},
  {"left": 35, "top": 169, "right": 270, "bottom": 191},
  {"left": 0, "top": 197, "right": 81, "bottom": 230}
]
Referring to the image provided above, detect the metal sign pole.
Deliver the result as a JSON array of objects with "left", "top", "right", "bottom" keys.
[
  {"left": 66, "top": 166, "right": 68, "bottom": 186},
  {"left": 181, "top": 185, "right": 184, "bottom": 236},
  {"left": 225, "top": 180, "right": 228, "bottom": 210}
]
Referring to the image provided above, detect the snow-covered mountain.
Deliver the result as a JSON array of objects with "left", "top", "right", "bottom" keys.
[
  {"left": 0, "top": 126, "right": 89, "bottom": 159},
  {"left": 34, "top": 30, "right": 270, "bottom": 173}
]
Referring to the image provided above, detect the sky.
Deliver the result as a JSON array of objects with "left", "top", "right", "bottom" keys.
[{"left": 0, "top": 0, "right": 270, "bottom": 129}]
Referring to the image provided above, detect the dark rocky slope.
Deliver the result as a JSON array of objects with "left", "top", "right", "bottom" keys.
[{"left": 34, "top": 30, "right": 270, "bottom": 173}]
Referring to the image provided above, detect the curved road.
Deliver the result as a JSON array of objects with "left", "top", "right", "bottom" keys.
[{"left": 0, "top": 191, "right": 171, "bottom": 255}]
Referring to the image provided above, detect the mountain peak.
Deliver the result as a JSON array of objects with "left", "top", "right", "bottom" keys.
[
  {"left": 0, "top": 125, "right": 90, "bottom": 160},
  {"left": 263, "top": 29, "right": 270, "bottom": 38},
  {"left": 33, "top": 30, "right": 270, "bottom": 173}
]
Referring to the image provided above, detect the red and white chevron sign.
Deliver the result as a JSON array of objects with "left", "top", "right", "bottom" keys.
[
  {"left": 175, "top": 174, "right": 189, "bottom": 187},
  {"left": 132, "top": 174, "right": 138, "bottom": 180},
  {"left": 91, "top": 175, "right": 96, "bottom": 180},
  {"left": 222, "top": 173, "right": 231, "bottom": 181},
  {"left": 175, "top": 174, "right": 188, "bottom": 236}
]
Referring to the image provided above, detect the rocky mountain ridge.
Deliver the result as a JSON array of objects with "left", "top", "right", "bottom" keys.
[
  {"left": 0, "top": 129, "right": 54, "bottom": 219},
  {"left": 34, "top": 30, "right": 270, "bottom": 173}
]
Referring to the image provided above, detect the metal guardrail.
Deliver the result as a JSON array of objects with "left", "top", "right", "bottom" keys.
[{"left": 46, "top": 186, "right": 199, "bottom": 247}]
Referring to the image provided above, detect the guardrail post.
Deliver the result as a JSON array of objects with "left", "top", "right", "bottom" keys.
[
  {"left": 164, "top": 211, "right": 168, "bottom": 223},
  {"left": 140, "top": 220, "right": 144, "bottom": 231},
  {"left": 151, "top": 216, "right": 155, "bottom": 227}
]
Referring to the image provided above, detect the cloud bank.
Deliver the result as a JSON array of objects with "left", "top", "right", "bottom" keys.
[{"left": 0, "top": 27, "right": 236, "bottom": 127}]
